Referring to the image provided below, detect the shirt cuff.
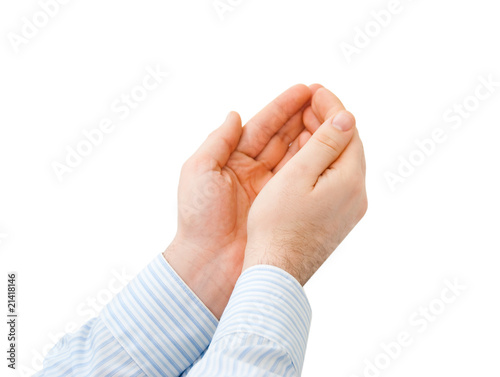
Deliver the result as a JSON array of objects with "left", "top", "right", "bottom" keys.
[
  {"left": 213, "top": 265, "right": 312, "bottom": 374},
  {"left": 100, "top": 253, "right": 218, "bottom": 377}
]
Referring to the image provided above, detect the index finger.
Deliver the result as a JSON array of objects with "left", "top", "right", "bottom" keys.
[{"left": 236, "top": 84, "right": 312, "bottom": 157}]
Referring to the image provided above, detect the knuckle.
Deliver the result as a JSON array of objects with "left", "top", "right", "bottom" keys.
[
  {"left": 313, "top": 133, "right": 343, "bottom": 158},
  {"left": 352, "top": 173, "right": 365, "bottom": 192},
  {"left": 359, "top": 191, "right": 368, "bottom": 218},
  {"left": 344, "top": 168, "right": 364, "bottom": 191},
  {"left": 276, "top": 128, "right": 293, "bottom": 146},
  {"left": 350, "top": 171, "right": 368, "bottom": 220},
  {"left": 346, "top": 170, "right": 367, "bottom": 210},
  {"left": 290, "top": 160, "right": 309, "bottom": 176}
]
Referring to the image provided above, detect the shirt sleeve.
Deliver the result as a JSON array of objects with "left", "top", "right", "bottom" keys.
[
  {"left": 184, "top": 265, "right": 312, "bottom": 377},
  {"left": 34, "top": 254, "right": 219, "bottom": 377}
]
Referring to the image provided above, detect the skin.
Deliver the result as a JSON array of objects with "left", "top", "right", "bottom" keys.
[
  {"left": 164, "top": 84, "right": 320, "bottom": 318},
  {"left": 164, "top": 84, "right": 367, "bottom": 318},
  {"left": 243, "top": 92, "right": 368, "bottom": 285}
]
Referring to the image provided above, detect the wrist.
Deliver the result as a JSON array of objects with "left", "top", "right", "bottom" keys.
[
  {"left": 163, "top": 237, "right": 233, "bottom": 319},
  {"left": 242, "top": 247, "right": 306, "bottom": 286}
]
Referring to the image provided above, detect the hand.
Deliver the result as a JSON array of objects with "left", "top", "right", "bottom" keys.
[
  {"left": 242, "top": 87, "right": 368, "bottom": 285},
  {"left": 164, "top": 84, "right": 322, "bottom": 318}
]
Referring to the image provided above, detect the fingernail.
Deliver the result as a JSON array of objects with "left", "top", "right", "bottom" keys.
[{"left": 331, "top": 111, "right": 354, "bottom": 132}]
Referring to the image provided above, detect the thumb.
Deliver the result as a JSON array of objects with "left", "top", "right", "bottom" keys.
[
  {"left": 289, "top": 110, "right": 355, "bottom": 182},
  {"left": 194, "top": 111, "right": 242, "bottom": 168}
]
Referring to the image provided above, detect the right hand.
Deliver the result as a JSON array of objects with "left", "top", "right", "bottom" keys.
[{"left": 242, "top": 87, "right": 368, "bottom": 285}]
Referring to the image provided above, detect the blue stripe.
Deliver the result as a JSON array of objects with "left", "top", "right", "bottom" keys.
[
  {"left": 34, "top": 255, "right": 311, "bottom": 377},
  {"left": 186, "top": 265, "right": 312, "bottom": 376}
]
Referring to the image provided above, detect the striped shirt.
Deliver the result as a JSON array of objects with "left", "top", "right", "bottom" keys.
[{"left": 35, "top": 254, "right": 312, "bottom": 376}]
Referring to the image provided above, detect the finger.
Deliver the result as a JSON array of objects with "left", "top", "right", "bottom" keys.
[
  {"left": 309, "top": 83, "right": 324, "bottom": 95},
  {"left": 300, "top": 85, "right": 323, "bottom": 133},
  {"left": 255, "top": 108, "right": 306, "bottom": 171},
  {"left": 236, "top": 84, "right": 311, "bottom": 157},
  {"left": 288, "top": 110, "right": 356, "bottom": 182},
  {"left": 331, "top": 128, "right": 366, "bottom": 177},
  {"left": 258, "top": 84, "right": 324, "bottom": 171},
  {"left": 311, "top": 87, "right": 346, "bottom": 124},
  {"left": 303, "top": 106, "right": 322, "bottom": 133},
  {"left": 272, "top": 129, "right": 312, "bottom": 173},
  {"left": 193, "top": 111, "right": 242, "bottom": 169},
  {"left": 298, "top": 129, "right": 313, "bottom": 147}
]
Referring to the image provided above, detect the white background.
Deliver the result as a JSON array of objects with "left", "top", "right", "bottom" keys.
[{"left": 1, "top": 0, "right": 499, "bottom": 376}]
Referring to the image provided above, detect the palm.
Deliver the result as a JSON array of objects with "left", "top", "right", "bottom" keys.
[
  {"left": 217, "top": 151, "right": 272, "bottom": 243},
  {"left": 176, "top": 157, "right": 256, "bottom": 256},
  {"left": 177, "top": 134, "right": 279, "bottom": 270}
]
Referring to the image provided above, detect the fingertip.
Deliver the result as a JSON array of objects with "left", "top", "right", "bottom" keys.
[
  {"left": 225, "top": 111, "right": 242, "bottom": 128},
  {"left": 294, "top": 83, "right": 311, "bottom": 92},
  {"left": 312, "top": 87, "right": 346, "bottom": 122},
  {"left": 226, "top": 110, "right": 240, "bottom": 121},
  {"left": 331, "top": 110, "right": 356, "bottom": 132},
  {"left": 309, "top": 83, "right": 324, "bottom": 95},
  {"left": 315, "top": 87, "right": 329, "bottom": 97},
  {"left": 289, "top": 84, "right": 313, "bottom": 102}
]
